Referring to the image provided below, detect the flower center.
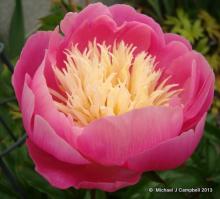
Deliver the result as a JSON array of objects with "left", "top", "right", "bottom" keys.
[{"left": 50, "top": 40, "right": 181, "bottom": 126}]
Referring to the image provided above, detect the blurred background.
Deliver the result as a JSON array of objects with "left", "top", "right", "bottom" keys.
[{"left": 0, "top": 0, "right": 220, "bottom": 199}]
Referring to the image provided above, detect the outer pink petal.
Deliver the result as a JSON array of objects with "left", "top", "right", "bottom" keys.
[
  {"left": 183, "top": 72, "right": 214, "bottom": 129},
  {"left": 52, "top": 15, "right": 118, "bottom": 77},
  {"left": 165, "top": 51, "right": 211, "bottom": 87},
  {"left": 44, "top": 28, "right": 65, "bottom": 91},
  {"left": 55, "top": 4, "right": 165, "bottom": 77},
  {"left": 109, "top": 4, "right": 165, "bottom": 47},
  {"left": 66, "top": 15, "right": 117, "bottom": 51},
  {"left": 77, "top": 181, "right": 138, "bottom": 192},
  {"left": 156, "top": 41, "right": 189, "bottom": 70},
  {"left": 116, "top": 21, "right": 161, "bottom": 55},
  {"left": 164, "top": 51, "right": 214, "bottom": 130},
  {"left": 31, "top": 55, "right": 78, "bottom": 147},
  {"left": 29, "top": 114, "right": 89, "bottom": 165},
  {"left": 12, "top": 31, "right": 51, "bottom": 104},
  {"left": 164, "top": 33, "right": 192, "bottom": 50},
  {"left": 77, "top": 106, "right": 183, "bottom": 166},
  {"left": 63, "top": 15, "right": 162, "bottom": 57},
  {"left": 60, "top": 3, "right": 112, "bottom": 36},
  {"left": 21, "top": 74, "right": 34, "bottom": 134},
  {"left": 27, "top": 140, "right": 141, "bottom": 192},
  {"left": 60, "top": 12, "right": 77, "bottom": 35},
  {"left": 126, "top": 114, "right": 206, "bottom": 172}
]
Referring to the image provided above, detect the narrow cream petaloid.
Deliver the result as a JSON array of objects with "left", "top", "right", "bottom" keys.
[{"left": 50, "top": 40, "right": 181, "bottom": 126}]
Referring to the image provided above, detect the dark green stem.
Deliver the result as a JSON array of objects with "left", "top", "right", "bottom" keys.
[
  {"left": 0, "top": 116, "right": 17, "bottom": 141},
  {"left": 0, "top": 134, "right": 27, "bottom": 158}
]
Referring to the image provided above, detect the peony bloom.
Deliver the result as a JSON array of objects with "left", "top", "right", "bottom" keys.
[{"left": 12, "top": 3, "right": 214, "bottom": 192}]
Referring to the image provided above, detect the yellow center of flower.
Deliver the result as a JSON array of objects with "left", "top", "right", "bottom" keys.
[{"left": 50, "top": 40, "right": 181, "bottom": 126}]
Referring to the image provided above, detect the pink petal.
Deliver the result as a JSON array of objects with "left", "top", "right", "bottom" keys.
[
  {"left": 27, "top": 140, "right": 140, "bottom": 192},
  {"left": 53, "top": 15, "right": 117, "bottom": 74},
  {"left": 67, "top": 15, "right": 117, "bottom": 50},
  {"left": 109, "top": 4, "right": 164, "bottom": 46},
  {"left": 21, "top": 74, "right": 34, "bottom": 134},
  {"left": 12, "top": 31, "right": 51, "bottom": 104},
  {"left": 60, "top": 3, "right": 112, "bottom": 36},
  {"left": 183, "top": 73, "right": 214, "bottom": 130},
  {"left": 127, "top": 113, "right": 206, "bottom": 172},
  {"left": 77, "top": 181, "right": 139, "bottom": 193},
  {"left": 116, "top": 21, "right": 161, "bottom": 55},
  {"left": 156, "top": 41, "right": 190, "bottom": 70},
  {"left": 164, "top": 51, "right": 214, "bottom": 130},
  {"left": 165, "top": 51, "right": 213, "bottom": 86},
  {"left": 44, "top": 29, "right": 64, "bottom": 91},
  {"left": 29, "top": 115, "right": 89, "bottom": 165},
  {"left": 77, "top": 106, "right": 183, "bottom": 166},
  {"left": 64, "top": 15, "right": 161, "bottom": 57},
  {"left": 180, "top": 60, "right": 200, "bottom": 106},
  {"left": 165, "top": 52, "right": 196, "bottom": 87},
  {"left": 60, "top": 12, "right": 77, "bottom": 35},
  {"left": 31, "top": 55, "right": 78, "bottom": 147},
  {"left": 109, "top": 4, "right": 137, "bottom": 25},
  {"left": 164, "top": 33, "right": 192, "bottom": 50},
  {"left": 165, "top": 51, "right": 212, "bottom": 102}
]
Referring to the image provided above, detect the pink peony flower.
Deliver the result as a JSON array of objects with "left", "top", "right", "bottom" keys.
[{"left": 12, "top": 3, "right": 214, "bottom": 192}]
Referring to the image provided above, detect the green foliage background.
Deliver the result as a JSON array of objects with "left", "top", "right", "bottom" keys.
[{"left": 0, "top": 0, "right": 220, "bottom": 198}]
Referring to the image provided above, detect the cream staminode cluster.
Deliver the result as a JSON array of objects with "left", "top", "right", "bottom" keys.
[{"left": 51, "top": 40, "right": 181, "bottom": 126}]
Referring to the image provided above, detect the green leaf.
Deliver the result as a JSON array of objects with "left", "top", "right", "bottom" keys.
[
  {"left": 9, "top": 0, "right": 25, "bottom": 59},
  {"left": 17, "top": 167, "right": 73, "bottom": 198},
  {"left": 143, "top": 172, "right": 166, "bottom": 184},
  {"left": 205, "top": 122, "right": 220, "bottom": 141},
  {"left": 39, "top": 14, "right": 64, "bottom": 31},
  {"left": 195, "top": 37, "right": 210, "bottom": 54},
  {"left": 96, "top": 190, "right": 107, "bottom": 199},
  {"left": 112, "top": 176, "right": 155, "bottom": 199},
  {"left": 206, "top": 53, "right": 220, "bottom": 71},
  {"left": 164, "top": 9, "right": 204, "bottom": 44},
  {"left": 160, "top": 168, "right": 206, "bottom": 188},
  {"left": 199, "top": 10, "right": 220, "bottom": 40}
]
